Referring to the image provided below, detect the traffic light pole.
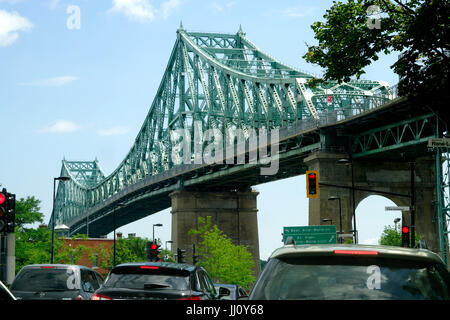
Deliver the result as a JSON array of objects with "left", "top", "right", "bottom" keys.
[
  {"left": 0, "top": 234, "right": 6, "bottom": 283},
  {"left": 410, "top": 162, "right": 416, "bottom": 248}
]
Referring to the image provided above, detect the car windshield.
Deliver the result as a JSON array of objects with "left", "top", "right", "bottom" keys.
[
  {"left": 103, "top": 266, "right": 190, "bottom": 291},
  {"left": 10, "top": 268, "right": 78, "bottom": 292},
  {"left": 251, "top": 256, "right": 450, "bottom": 300}
]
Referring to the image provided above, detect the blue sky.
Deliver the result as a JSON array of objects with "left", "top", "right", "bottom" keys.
[{"left": 1, "top": 0, "right": 402, "bottom": 260}]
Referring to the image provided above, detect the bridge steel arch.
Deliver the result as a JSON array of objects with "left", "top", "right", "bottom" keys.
[{"left": 50, "top": 27, "right": 394, "bottom": 261}]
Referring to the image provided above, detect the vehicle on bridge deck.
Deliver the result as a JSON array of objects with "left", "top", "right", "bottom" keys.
[
  {"left": 10, "top": 264, "right": 104, "bottom": 300},
  {"left": 92, "top": 262, "right": 224, "bottom": 300},
  {"left": 248, "top": 244, "right": 450, "bottom": 300}
]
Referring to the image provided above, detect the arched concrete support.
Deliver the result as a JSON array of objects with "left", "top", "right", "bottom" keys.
[
  {"left": 304, "top": 151, "right": 439, "bottom": 253},
  {"left": 169, "top": 189, "right": 261, "bottom": 278}
]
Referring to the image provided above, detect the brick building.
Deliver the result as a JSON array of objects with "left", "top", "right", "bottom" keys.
[{"left": 62, "top": 234, "right": 125, "bottom": 276}]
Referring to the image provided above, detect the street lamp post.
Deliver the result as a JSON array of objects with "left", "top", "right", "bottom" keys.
[
  {"left": 153, "top": 223, "right": 163, "bottom": 242},
  {"left": 165, "top": 240, "right": 173, "bottom": 250},
  {"left": 328, "top": 196, "right": 343, "bottom": 243},
  {"left": 322, "top": 218, "right": 333, "bottom": 225},
  {"left": 394, "top": 217, "right": 401, "bottom": 232},
  {"left": 113, "top": 202, "right": 125, "bottom": 266},
  {"left": 51, "top": 176, "right": 71, "bottom": 264},
  {"left": 337, "top": 158, "right": 357, "bottom": 243}
]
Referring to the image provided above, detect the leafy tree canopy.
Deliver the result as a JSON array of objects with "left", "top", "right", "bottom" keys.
[
  {"left": 304, "top": 0, "right": 449, "bottom": 110},
  {"left": 189, "top": 216, "right": 255, "bottom": 290}
]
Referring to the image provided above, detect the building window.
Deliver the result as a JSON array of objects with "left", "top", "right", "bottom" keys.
[{"left": 92, "top": 254, "right": 99, "bottom": 268}]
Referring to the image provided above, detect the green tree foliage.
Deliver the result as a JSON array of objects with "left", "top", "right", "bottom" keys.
[
  {"left": 13, "top": 196, "right": 90, "bottom": 272},
  {"left": 379, "top": 224, "right": 423, "bottom": 246},
  {"left": 14, "top": 196, "right": 44, "bottom": 231},
  {"left": 379, "top": 225, "right": 402, "bottom": 246},
  {"left": 189, "top": 216, "right": 255, "bottom": 290},
  {"left": 304, "top": 0, "right": 449, "bottom": 110}
]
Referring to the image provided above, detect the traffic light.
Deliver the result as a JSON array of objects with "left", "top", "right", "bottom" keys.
[
  {"left": 177, "top": 248, "right": 186, "bottom": 263},
  {"left": 401, "top": 225, "right": 410, "bottom": 248},
  {"left": 306, "top": 170, "right": 319, "bottom": 198},
  {"left": 0, "top": 190, "right": 7, "bottom": 233},
  {"left": 147, "top": 241, "right": 161, "bottom": 262},
  {"left": 0, "top": 188, "right": 15, "bottom": 234}
]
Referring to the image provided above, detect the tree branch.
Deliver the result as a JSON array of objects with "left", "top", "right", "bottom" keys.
[{"left": 390, "top": 0, "right": 417, "bottom": 15}]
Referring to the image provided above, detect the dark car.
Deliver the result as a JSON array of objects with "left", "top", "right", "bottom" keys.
[
  {"left": 92, "top": 262, "right": 221, "bottom": 300},
  {"left": 214, "top": 283, "right": 248, "bottom": 300},
  {"left": 10, "top": 264, "right": 104, "bottom": 300},
  {"left": 249, "top": 244, "right": 450, "bottom": 300},
  {"left": 0, "top": 281, "right": 16, "bottom": 301}
]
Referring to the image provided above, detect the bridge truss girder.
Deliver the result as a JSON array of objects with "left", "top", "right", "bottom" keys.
[{"left": 51, "top": 26, "right": 392, "bottom": 235}]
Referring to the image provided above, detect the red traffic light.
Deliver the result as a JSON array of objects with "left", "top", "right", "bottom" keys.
[
  {"left": 0, "top": 193, "right": 5, "bottom": 205},
  {"left": 150, "top": 244, "right": 158, "bottom": 250},
  {"left": 308, "top": 173, "right": 316, "bottom": 179},
  {"left": 402, "top": 226, "right": 409, "bottom": 234}
]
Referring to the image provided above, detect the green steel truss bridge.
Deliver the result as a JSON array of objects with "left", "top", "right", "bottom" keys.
[{"left": 50, "top": 27, "right": 449, "bottom": 260}]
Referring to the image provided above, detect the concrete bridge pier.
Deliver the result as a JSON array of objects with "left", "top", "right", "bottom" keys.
[
  {"left": 305, "top": 151, "right": 440, "bottom": 254},
  {"left": 169, "top": 189, "right": 261, "bottom": 277}
]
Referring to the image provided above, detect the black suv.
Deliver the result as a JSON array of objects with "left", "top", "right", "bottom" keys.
[
  {"left": 92, "top": 262, "right": 220, "bottom": 300},
  {"left": 10, "top": 264, "right": 104, "bottom": 300},
  {"left": 249, "top": 244, "right": 450, "bottom": 300}
]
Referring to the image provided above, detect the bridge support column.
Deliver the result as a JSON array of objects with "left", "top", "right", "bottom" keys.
[
  {"left": 305, "top": 151, "right": 440, "bottom": 254},
  {"left": 305, "top": 152, "right": 354, "bottom": 241},
  {"left": 169, "top": 189, "right": 261, "bottom": 277}
]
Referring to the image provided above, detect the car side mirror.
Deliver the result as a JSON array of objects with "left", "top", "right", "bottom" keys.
[{"left": 218, "top": 287, "right": 230, "bottom": 299}]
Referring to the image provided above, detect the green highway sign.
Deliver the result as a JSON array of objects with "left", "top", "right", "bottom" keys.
[{"left": 283, "top": 225, "right": 337, "bottom": 245}]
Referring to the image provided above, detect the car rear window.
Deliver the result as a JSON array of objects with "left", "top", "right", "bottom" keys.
[
  {"left": 11, "top": 268, "right": 78, "bottom": 292},
  {"left": 251, "top": 256, "right": 450, "bottom": 300},
  {"left": 103, "top": 266, "right": 190, "bottom": 291}
]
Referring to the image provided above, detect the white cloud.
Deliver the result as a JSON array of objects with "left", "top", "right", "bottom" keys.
[
  {"left": 361, "top": 237, "right": 380, "bottom": 245},
  {"left": 0, "top": 0, "right": 24, "bottom": 4},
  {"left": 109, "top": 0, "right": 182, "bottom": 22},
  {"left": 281, "top": 6, "right": 317, "bottom": 18},
  {"left": 160, "top": 0, "right": 181, "bottom": 19},
  {"left": 49, "top": 0, "right": 60, "bottom": 10},
  {"left": 19, "top": 76, "right": 79, "bottom": 87},
  {"left": 97, "top": 126, "right": 129, "bottom": 136},
  {"left": 40, "top": 120, "right": 81, "bottom": 133},
  {"left": 0, "top": 9, "right": 33, "bottom": 47},
  {"left": 209, "top": 1, "right": 236, "bottom": 13}
]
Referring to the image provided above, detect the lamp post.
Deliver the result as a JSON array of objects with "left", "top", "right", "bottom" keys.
[
  {"left": 322, "top": 218, "right": 333, "bottom": 225},
  {"left": 348, "top": 229, "right": 358, "bottom": 244},
  {"left": 153, "top": 223, "right": 163, "bottom": 242},
  {"left": 165, "top": 240, "right": 173, "bottom": 250},
  {"left": 394, "top": 218, "right": 401, "bottom": 232},
  {"left": 328, "top": 196, "right": 343, "bottom": 243},
  {"left": 51, "top": 176, "right": 71, "bottom": 264},
  {"left": 113, "top": 202, "right": 125, "bottom": 266},
  {"left": 337, "top": 158, "right": 357, "bottom": 243}
]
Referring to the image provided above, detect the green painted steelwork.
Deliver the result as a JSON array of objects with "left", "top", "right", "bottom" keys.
[
  {"left": 433, "top": 117, "right": 450, "bottom": 265},
  {"left": 351, "top": 114, "right": 436, "bottom": 158},
  {"left": 50, "top": 27, "right": 393, "bottom": 234}
]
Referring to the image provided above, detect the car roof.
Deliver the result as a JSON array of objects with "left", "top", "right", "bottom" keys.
[
  {"left": 112, "top": 261, "right": 197, "bottom": 272},
  {"left": 214, "top": 283, "right": 237, "bottom": 288},
  {"left": 269, "top": 244, "right": 446, "bottom": 265},
  {"left": 19, "top": 264, "right": 97, "bottom": 270}
]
